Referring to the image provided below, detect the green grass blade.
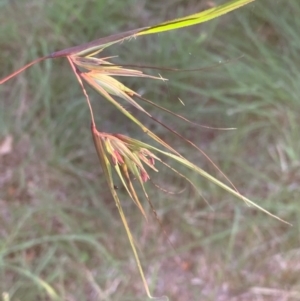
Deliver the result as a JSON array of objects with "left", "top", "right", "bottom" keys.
[
  {"left": 137, "top": 0, "right": 255, "bottom": 36},
  {"left": 161, "top": 151, "right": 290, "bottom": 225},
  {"left": 50, "top": 0, "right": 255, "bottom": 58},
  {"left": 2, "top": 264, "right": 60, "bottom": 300}
]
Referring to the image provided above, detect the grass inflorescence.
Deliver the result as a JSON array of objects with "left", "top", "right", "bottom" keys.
[{"left": 0, "top": 0, "right": 299, "bottom": 300}]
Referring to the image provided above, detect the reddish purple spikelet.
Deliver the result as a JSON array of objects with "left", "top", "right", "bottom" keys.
[
  {"left": 140, "top": 170, "right": 150, "bottom": 182},
  {"left": 112, "top": 149, "right": 124, "bottom": 165},
  {"left": 148, "top": 156, "right": 155, "bottom": 166}
]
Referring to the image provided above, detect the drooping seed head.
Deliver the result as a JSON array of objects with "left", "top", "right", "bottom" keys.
[{"left": 96, "top": 132, "right": 157, "bottom": 183}]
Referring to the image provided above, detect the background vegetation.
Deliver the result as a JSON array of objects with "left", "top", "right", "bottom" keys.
[{"left": 0, "top": 0, "right": 299, "bottom": 300}]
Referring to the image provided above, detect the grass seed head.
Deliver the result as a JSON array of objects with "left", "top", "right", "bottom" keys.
[{"left": 99, "top": 132, "right": 157, "bottom": 183}]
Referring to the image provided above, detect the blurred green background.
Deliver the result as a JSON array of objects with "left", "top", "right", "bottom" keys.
[{"left": 0, "top": 0, "right": 300, "bottom": 300}]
